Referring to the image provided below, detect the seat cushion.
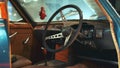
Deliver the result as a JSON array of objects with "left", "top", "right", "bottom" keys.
[
  {"left": 21, "top": 65, "right": 54, "bottom": 68},
  {"left": 66, "top": 63, "right": 88, "bottom": 68},
  {"left": 12, "top": 55, "right": 32, "bottom": 68}
]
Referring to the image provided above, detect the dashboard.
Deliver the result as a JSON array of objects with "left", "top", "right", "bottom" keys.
[
  {"left": 34, "top": 20, "right": 115, "bottom": 49},
  {"left": 33, "top": 20, "right": 117, "bottom": 63}
]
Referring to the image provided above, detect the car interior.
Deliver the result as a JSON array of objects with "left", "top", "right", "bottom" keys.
[{"left": 0, "top": 0, "right": 120, "bottom": 68}]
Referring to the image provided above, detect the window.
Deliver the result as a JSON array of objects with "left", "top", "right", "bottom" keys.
[
  {"left": 8, "top": 1, "right": 23, "bottom": 22},
  {"left": 17, "top": 0, "right": 106, "bottom": 23},
  {"left": 109, "top": 0, "right": 120, "bottom": 15}
]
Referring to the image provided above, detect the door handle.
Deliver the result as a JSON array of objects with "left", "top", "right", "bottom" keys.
[
  {"left": 23, "top": 37, "right": 30, "bottom": 45},
  {"left": 9, "top": 32, "right": 18, "bottom": 38}
]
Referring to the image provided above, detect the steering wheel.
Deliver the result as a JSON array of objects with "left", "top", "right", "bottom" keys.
[{"left": 43, "top": 5, "right": 83, "bottom": 52}]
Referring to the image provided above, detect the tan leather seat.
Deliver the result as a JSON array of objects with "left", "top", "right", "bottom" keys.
[
  {"left": 22, "top": 64, "right": 88, "bottom": 68},
  {"left": 12, "top": 55, "right": 89, "bottom": 68},
  {"left": 12, "top": 55, "right": 32, "bottom": 68},
  {"left": 66, "top": 64, "right": 88, "bottom": 68},
  {"left": 21, "top": 65, "right": 53, "bottom": 68}
]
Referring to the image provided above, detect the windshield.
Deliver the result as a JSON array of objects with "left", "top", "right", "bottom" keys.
[{"left": 15, "top": 0, "right": 107, "bottom": 23}]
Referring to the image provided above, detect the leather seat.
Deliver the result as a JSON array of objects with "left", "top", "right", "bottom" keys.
[
  {"left": 66, "top": 64, "right": 88, "bottom": 68},
  {"left": 21, "top": 65, "right": 53, "bottom": 68},
  {"left": 22, "top": 60, "right": 67, "bottom": 68},
  {"left": 11, "top": 55, "right": 89, "bottom": 68},
  {"left": 12, "top": 55, "right": 32, "bottom": 68},
  {"left": 22, "top": 64, "right": 88, "bottom": 68}
]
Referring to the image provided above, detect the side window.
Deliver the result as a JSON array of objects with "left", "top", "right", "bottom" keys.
[
  {"left": 8, "top": 1, "right": 23, "bottom": 22},
  {"left": 109, "top": 0, "right": 120, "bottom": 15},
  {"left": 116, "top": 0, "right": 120, "bottom": 15}
]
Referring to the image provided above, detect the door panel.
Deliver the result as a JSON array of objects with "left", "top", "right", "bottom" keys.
[{"left": 10, "top": 23, "right": 33, "bottom": 59}]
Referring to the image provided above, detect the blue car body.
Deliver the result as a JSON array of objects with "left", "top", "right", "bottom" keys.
[{"left": 0, "top": 19, "right": 10, "bottom": 68}]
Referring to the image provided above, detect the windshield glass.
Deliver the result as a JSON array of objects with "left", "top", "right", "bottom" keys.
[{"left": 17, "top": 0, "right": 106, "bottom": 23}]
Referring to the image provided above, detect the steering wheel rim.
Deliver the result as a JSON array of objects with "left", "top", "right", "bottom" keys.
[{"left": 43, "top": 4, "right": 83, "bottom": 52}]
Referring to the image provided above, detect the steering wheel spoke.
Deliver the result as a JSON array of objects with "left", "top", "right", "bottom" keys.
[
  {"left": 45, "top": 33, "right": 64, "bottom": 40},
  {"left": 64, "top": 30, "right": 72, "bottom": 45}
]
